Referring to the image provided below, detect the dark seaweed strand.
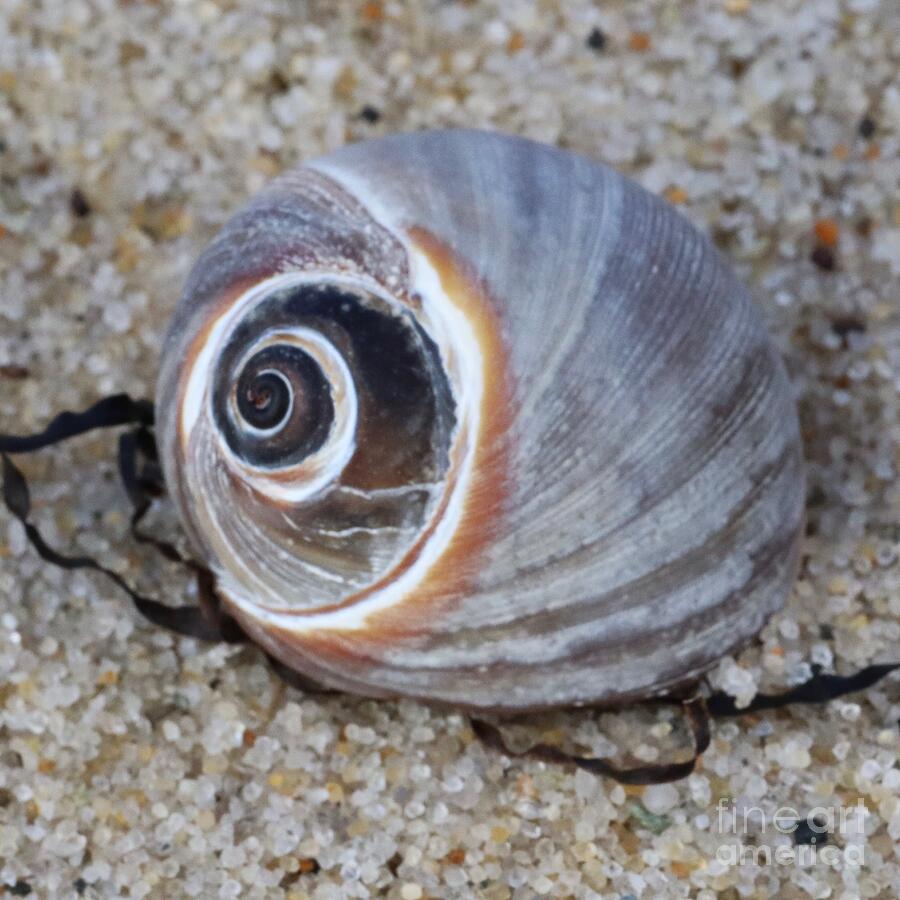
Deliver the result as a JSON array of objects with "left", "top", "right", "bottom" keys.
[
  {"left": 1, "top": 397, "right": 899, "bottom": 783},
  {"left": 707, "top": 662, "right": 900, "bottom": 717},
  {"left": 116, "top": 427, "right": 246, "bottom": 645},
  {"left": 471, "top": 695, "right": 712, "bottom": 786},
  {"left": 0, "top": 393, "right": 154, "bottom": 452},
  {"left": 468, "top": 661, "right": 900, "bottom": 782},
  {"left": 0, "top": 394, "right": 245, "bottom": 644}
]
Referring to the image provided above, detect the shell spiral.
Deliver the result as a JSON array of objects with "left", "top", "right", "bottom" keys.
[{"left": 157, "top": 129, "right": 805, "bottom": 712}]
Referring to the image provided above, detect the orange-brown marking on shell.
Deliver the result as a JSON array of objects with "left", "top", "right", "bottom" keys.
[
  {"left": 172, "top": 276, "right": 265, "bottom": 553},
  {"left": 252, "top": 228, "right": 514, "bottom": 659},
  {"left": 176, "top": 277, "right": 261, "bottom": 456}
]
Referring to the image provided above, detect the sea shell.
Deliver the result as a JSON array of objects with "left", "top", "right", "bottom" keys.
[{"left": 156, "top": 129, "right": 805, "bottom": 713}]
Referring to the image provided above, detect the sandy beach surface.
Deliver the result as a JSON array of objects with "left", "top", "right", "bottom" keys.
[{"left": 0, "top": 1, "right": 899, "bottom": 897}]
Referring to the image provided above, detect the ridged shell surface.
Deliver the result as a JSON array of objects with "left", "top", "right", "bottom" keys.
[{"left": 156, "top": 129, "right": 805, "bottom": 712}]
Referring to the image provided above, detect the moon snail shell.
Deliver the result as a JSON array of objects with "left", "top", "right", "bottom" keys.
[{"left": 157, "top": 129, "right": 805, "bottom": 713}]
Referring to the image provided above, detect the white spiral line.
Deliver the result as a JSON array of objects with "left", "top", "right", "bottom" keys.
[{"left": 224, "top": 324, "right": 359, "bottom": 504}]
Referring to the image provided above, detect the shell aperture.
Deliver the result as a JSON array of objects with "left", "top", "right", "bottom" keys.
[{"left": 156, "top": 129, "right": 805, "bottom": 712}]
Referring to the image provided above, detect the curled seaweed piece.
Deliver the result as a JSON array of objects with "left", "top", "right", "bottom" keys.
[
  {"left": 471, "top": 696, "right": 711, "bottom": 786},
  {"left": 0, "top": 395, "right": 242, "bottom": 643}
]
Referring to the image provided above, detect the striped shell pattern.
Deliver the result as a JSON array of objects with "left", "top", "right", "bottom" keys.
[{"left": 156, "top": 129, "right": 805, "bottom": 712}]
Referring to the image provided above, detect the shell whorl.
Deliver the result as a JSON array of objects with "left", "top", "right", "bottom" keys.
[{"left": 157, "top": 129, "right": 805, "bottom": 712}]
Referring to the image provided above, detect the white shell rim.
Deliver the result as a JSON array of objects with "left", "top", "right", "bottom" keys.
[{"left": 218, "top": 241, "right": 487, "bottom": 631}]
